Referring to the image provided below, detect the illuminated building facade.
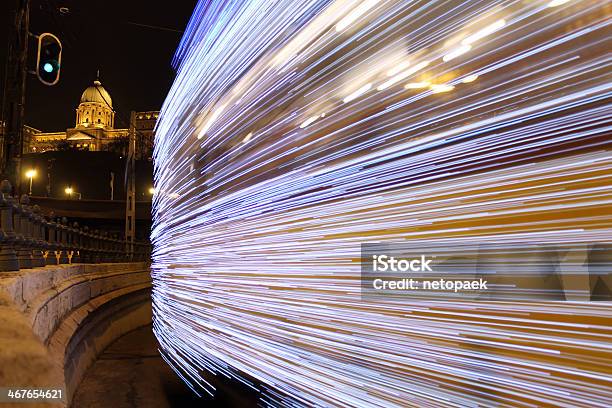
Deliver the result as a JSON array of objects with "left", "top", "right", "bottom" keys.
[{"left": 25, "top": 79, "right": 158, "bottom": 159}]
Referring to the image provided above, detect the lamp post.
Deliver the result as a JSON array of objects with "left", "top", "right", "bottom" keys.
[
  {"left": 65, "top": 187, "right": 81, "bottom": 200},
  {"left": 25, "top": 169, "right": 36, "bottom": 195}
]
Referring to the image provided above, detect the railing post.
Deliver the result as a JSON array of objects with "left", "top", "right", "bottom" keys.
[
  {"left": 81, "top": 226, "right": 91, "bottom": 263},
  {"left": 65, "top": 220, "right": 74, "bottom": 264},
  {"left": 115, "top": 234, "right": 123, "bottom": 262},
  {"left": 109, "top": 234, "right": 117, "bottom": 263},
  {"left": 23, "top": 201, "right": 42, "bottom": 268},
  {"left": 92, "top": 229, "right": 101, "bottom": 263},
  {"left": 13, "top": 194, "right": 32, "bottom": 269},
  {"left": 20, "top": 195, "right": 38, "bottom": 268},
  {"left": 30, "top": 205, "right": 46, "bottom": 267},
  {"left": 123, "top": 238, "right": 127, "bottom": 262},
  {"left": 72, "top": 222, "right": 81, "bottom": 263},
  {"left": 0, "top": 180, "right": 19, "bottom": 271},
  {"left": 101, "top": 231, "right": 109, "bottom": 263},
  {"left": 45, "top": 212, "right": 58, "bottom": 265},
  {"left": 57, "top": 217, "right": 69, "bottom": 264},
  {"left": 135, "top": 242, "right": 142, "bottom": 261}
]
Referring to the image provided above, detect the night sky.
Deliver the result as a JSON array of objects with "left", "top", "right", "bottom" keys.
[{"left": 1, "top": 0, "right": 197, "bottom": 131}]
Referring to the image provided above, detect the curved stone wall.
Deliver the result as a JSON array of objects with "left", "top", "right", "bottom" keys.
[{"left": 0, "top": 262, "right": 151, "bottom": 407}]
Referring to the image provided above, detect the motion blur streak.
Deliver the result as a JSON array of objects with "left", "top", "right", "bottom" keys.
[{"left": 153, "top": 0, "right": 612, "bottom": 406}]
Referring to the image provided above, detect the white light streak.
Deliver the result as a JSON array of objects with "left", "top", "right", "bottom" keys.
[
  {"left": 335, "top": 0, "right": 381, "bottom": 32},
  {"left": 430, "top": 83, "right": 455, "bottom": 93},
  {"left": 153, "top": 0, "right": 612, "bottom": 406},
  {"left": 386, "top": 60, "right": 410, "bottom": 77},
  {"left": 377, "top": 61, "right": 430, "bottom": 90},
  {"left": 197, "top": 103, "right": 227, "bottom": 139},
  {"left": 461, "top": 19, "right": 507, "bottom": 46},
  {"left": 404, "top": 81, "right": 430, "bottom": 89},
  {"left": 462, "top": 74, "right": 479, "bottom": 83},
  {"left": 343, "top": 83, "right": 372, "bottom": 103},
  {"left": 300, "top": 115, "right": 321, "bottom": 128},
  {"left": 548, "top": 0, "right": 571, "bottom": 7},
  {"left": 443, "top": 44, "right": 472, "bottom": 62}
]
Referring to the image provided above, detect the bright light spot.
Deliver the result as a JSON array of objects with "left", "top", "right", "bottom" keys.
[
  {"left": 343, "top": 83, "right": 372, "bottom": 103},
  {"left": 430, "top": 84, "right": 455, "bottom": 93},
  {"left": 461, "top": 19, "right": 506, "bottom": 46},
  {"left": 377, "top": 61, "right": 429, "bottom": 91},
  {"left": 65, "top": 187, "right": 73, "bottom": 195},
  {"left": 273, "top": 0, "right": 352, "bottom": 66},
  {"left": 300, "top": 115, "right": 320, "bottom": 129},
  {"left": 335, "top": 0, "right": 381, "bottom": 32},
  {"left": 404, "top": 81, "right": 430, "bottom": 89},
  {"left": 149, "top": 187, "right": 156, "bottom": 195},
  {"left": 169, "top": 193, "right": 180, "bottom": 199},
  {"left": 25, "top": 169, "right": 37, "bottom": 178},
  {"left": 197, "top": 103, "right": 227, "bottom": 139},
  {"left": 43, "top": 62, "right": 53, "bottom": 73},
  {"left": 386, "top": 60, "right": 410, "bottom": 77},
  {"left": 462, "top": 74, "right": 479, "bottom": 83},
  {"left": 548, "top": 0, "right": 570, "bottom": 7},
  {"left": 443, "top": 44, "right": 472, "bottom": 62},
  {"left": 243, "top": 132, "right": 253, "bottom": 143}
]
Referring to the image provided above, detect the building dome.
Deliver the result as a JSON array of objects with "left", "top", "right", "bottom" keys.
[
  {"left": 80, "top": 80, "right": 112, "bottom": 108},
  {"left": 76, "top": 78, "right": 115, "bottom": 129}
]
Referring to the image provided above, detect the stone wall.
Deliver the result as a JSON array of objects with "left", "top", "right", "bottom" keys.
[{"left": 0, "top": 262, "right": 151, "bottom": 407}]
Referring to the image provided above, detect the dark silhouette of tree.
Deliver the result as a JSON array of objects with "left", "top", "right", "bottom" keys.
[
  {"left": 56, "top": 140, "right": 77, "bottom": 151},
  {"left": 107, "top": 136, "right": 129, "bottom": 156}
]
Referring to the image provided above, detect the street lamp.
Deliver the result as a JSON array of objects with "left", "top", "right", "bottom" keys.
[
  {"left": 148, "top": 187, "right": 155, "bottom": 195},
  {"left": 65, "top": 187, "right": 81, "bottom": 200},
  {"left": 25, "top": 169, "right": 36, "bottom": 195}
]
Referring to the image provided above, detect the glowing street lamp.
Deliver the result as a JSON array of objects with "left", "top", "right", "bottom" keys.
[
  {"left": 25, "top": 169, "right": 36, "bottom": 195},
  {"left": 148, "top": 187, "right": 156, "bottom": 195},
  {"left": 64, "top": 186, "right": 82, "bottom": 200}
]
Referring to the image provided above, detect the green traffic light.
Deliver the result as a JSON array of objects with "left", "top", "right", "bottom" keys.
[{"left": 36, "top": 33, "right": 62, "bottom": 86}]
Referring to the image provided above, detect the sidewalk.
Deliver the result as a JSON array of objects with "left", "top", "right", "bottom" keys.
[{"left": 72, "top": 325, "right": 259, "bottom": 407}]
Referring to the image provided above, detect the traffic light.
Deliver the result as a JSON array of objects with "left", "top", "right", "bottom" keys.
[{"left": 36, "top": 33, "right": 62, "bottom": 86}]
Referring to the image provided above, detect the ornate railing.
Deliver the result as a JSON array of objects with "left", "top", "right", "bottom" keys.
[{"left": 0, "top": 180, "right": 150, "bottom": 271}]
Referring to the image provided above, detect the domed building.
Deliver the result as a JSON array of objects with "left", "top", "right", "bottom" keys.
[
  {"left": 76, "top": 79, "right": 115, "bottom": 128},
  {"left": 24, "top": 76, "right": 158, "bottom": 159}
]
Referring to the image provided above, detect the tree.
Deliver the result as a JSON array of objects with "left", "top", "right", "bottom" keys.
[
  {"left": 107, "top": 136, "right": 129, "bottom": 155},
  {"left": 56, "top": 140, "right": 77, "bottom": 151}
]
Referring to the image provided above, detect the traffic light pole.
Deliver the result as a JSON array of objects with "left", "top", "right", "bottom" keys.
[
  {"left": 125, "top": 111, "right": 136, "bottom": 259},
  {"left": 1, "top": 0, "right": 30, "bottom": 194}
]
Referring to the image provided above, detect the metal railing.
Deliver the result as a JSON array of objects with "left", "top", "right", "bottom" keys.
[{"left": 0, "top": 180, "right": 151, "bottom": 271}]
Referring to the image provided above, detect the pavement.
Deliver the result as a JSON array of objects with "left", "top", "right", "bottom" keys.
[{"left": 72, "top": 325, "right": 260, "bottom": 408}]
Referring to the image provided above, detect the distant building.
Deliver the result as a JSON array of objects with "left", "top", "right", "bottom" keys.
[{"left": 24, "top": 78, "right": 158, "bottom": 159}]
